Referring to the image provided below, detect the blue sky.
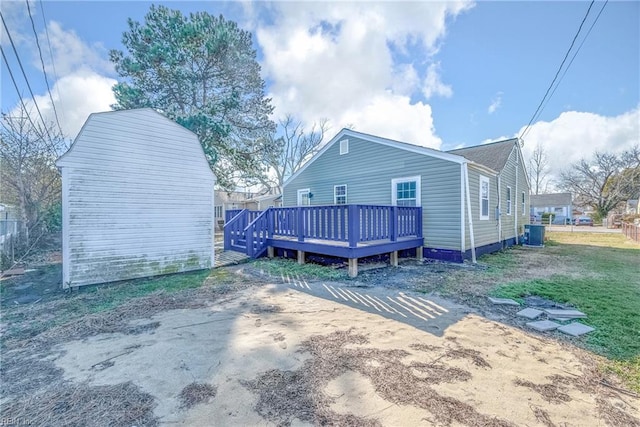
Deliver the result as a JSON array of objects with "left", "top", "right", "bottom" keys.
[{"left": 1, "top": 1, "right": 638, "bottom": 181}]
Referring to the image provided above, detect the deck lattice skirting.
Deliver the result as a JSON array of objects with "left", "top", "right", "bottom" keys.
[{"left": 224, "top": 205, "right": 424, "bottom": 277}]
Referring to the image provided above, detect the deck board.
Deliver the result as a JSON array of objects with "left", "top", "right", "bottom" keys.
[{"left": 267, "top": 235, "right": 423, "bottom": 259}]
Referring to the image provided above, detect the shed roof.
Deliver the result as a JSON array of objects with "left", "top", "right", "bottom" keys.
[
  {"left": 530, "top": 193, "right": 573, "bottom": 207},
  {"left": 447, "top": 138, "right": 518, "bottom": 172}
]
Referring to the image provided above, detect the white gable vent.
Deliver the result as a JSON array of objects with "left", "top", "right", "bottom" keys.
[{"left": 340, "top": 139, "right": 349, "bottom": 155}]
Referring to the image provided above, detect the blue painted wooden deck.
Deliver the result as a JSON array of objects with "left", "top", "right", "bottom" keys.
[{"left": 223, "top": 205, "right": 423, "bottom": 266}]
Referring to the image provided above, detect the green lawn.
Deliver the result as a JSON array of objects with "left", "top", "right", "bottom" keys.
[{"left": 491, "top": 231, "right": 640, "bottom": 391}]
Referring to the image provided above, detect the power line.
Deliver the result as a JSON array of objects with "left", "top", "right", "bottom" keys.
[
  {"left": 0, "top": 45, "right": 45, "bottom": 136},
  {"left": 26, "top": 0, "right": 63, "bottom": 136},
  {"left": 38, "top": 0, "right": 64, "bottom": 125},
  {"left": 0, "top": 9, "right": 54, "bottom": 142},
  {"left": 540, "top": 0, "right": 609, "bottom": 117},
  {"left": 519, "top": 0, "right": 596, "bottom": 140}
]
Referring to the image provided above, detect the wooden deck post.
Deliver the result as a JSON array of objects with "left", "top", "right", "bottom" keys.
[
  {"left": 416, "top": 246, "right": 423, "bottom": 261},
  {"left": 267, "top": 247, "right": 275, "bottom": 258},
  {"left": 298, "top": 250, "right": 306, "bottom": 265},
  {"left": 390, "top": 251, "right": 398, "bottom": 267},
  {"left": 348, "top": 258, "right": 358, "bottom": 277}
]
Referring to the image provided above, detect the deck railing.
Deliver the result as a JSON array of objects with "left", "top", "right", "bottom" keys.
[
  {"left": 224, "top": 209, "right": 244, "bottom": 224},
  {"left": 245, "top": 210, "right": 271, "bottom": 258},
  {"left": 223, "top": 209, "right": 262, "bottom": 251},
  {"left": 225, "top": 204, "right": 423, "bottom": 258},
  {"left": 270, "top": 204, "right": 422, "bottom": 247}
]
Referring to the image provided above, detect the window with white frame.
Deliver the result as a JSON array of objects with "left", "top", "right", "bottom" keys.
[
  {"left": 340, "top": 139, "right": 349, "bottom": 155},
  {"left": 522, "top": 192, "right": 526, "bottom": 215},
  {"left": 391, "top": 176, "right": 421, "bottom": 206},
  {"left": 506, "top": 186, "right": 512, "bottom": 215},
  {"left": 334, "top": 185, "right": 347, "bottom": 204},
  {"left": 479, "top": 176, "right": 490, "bottom": 220},
  {"left": 297, "top": 188, "right": 311, "bottom": 206},
  {"left": 214, "top": 206, "right": 223, "bottom": 218}
]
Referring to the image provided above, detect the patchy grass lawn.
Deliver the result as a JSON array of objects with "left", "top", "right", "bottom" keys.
[
  {"left": 0, "top": 268, "right": 220, "bottom": 344},
  {"left": 490, "top": 231, "right": 640, "bottom": 392}
]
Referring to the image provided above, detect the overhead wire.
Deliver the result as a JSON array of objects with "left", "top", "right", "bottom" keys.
[
  {"left": 26, "top": 0, "right": 63, "bottom": 137},
  {"left": 39, "top": 0, "right": 63, "bottom": 123},
  {"left": 519, "top": 0, "right": 596, "bottom": 141},
  {"left": 0, "top": 9, "right": 54, "bottom": 142},
  {"left": 539, "top": 0, "right": 609, "bottom": 118},
  {"left": 0, "top": 45, "right": 45, "bottom": 133}
]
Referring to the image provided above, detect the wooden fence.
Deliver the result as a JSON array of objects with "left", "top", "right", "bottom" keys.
[{"left": 622, "top": 222, "right": 639, "bottom": 243}]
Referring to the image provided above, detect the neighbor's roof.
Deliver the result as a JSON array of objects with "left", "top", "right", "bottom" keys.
[
  {"left": 530, "top": 193, "right": 573, "bottom": 207},
  {"left": 448, "top": 138, "right": 518, "bottom": 172}
]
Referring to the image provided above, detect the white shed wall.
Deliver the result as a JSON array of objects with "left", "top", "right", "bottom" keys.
[{"left": 58, "top": 109, "right": 215, "bottom": 287}]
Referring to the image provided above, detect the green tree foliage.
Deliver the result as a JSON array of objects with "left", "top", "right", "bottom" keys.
[
  {"left": 560, "top": 147, "right": 640, "bottom": 218},
  {"left": 109, "top": 5, "right": 275, "bottom": 189}
]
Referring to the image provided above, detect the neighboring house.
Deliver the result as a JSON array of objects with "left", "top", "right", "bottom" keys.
[
  {"left": 214, "top": 190, "right": 259, "bottom": 226},
  {"left": 213, "top": 188, "right": 281, "bottom": 228},
  {"left": 530, "top": 193, "right": 573, "bottom": 219},
  {"left": 625, "top": 199, "right": 638, "bottom": 215},
  {"left": 56, "top": 108, "right": 215, "bottom": 288},
  {"left": 253, "top": 192, "right": 282, "bottom": 210},
  {"left": 282, "top": 129, "right": 530, "bottom": 262}
]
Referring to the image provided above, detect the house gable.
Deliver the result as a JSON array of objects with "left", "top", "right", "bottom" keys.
[{"left": 284, "top": 129, "right": 467, "bottom": 189}]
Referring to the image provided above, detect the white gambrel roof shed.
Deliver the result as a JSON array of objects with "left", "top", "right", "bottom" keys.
[{"left": 56, "top": 108, "right": 215, "bottom": 288}]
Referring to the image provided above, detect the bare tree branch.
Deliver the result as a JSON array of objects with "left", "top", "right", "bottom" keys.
[
  {"left": 0, "top": 105, "right": 67, "bottom": 237},
  {"left": 260, "top": 116, "right": 330, "bottom": 193},
  {"left": 528, "top": 143, "right": 549, "bottom": 195},
  {"left": 560, "top": 147, "right": 640, "bottom": 219}
]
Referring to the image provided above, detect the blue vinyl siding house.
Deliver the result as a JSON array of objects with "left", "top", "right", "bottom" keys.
[{"left": 282, "top": 129, "right": 530, "bottom": 262}]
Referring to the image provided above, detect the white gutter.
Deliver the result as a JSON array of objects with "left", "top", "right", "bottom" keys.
[
  {"left": 460, "top": 164, "right": 466, "bottom": 253},
  {"left": 463, "top": 163, "right": 476, "bottom": 263}
]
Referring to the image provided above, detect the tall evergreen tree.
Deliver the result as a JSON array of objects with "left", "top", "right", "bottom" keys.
[{"left": 110, "top": 5, "right": 275, "bottom": 189}]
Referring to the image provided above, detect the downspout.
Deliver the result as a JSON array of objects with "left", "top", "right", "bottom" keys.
[
  {"left": 514, "top": 147, "right": 519, "bottom": 240},
  {"left": 497, "top": 174, "right": 502, "bottom": 248},
  {"left": 460, "top": 164, "right": 466, "bottom": 254},
  {"left": 463, "top": 163, "right": 476, "bottom": 263}
]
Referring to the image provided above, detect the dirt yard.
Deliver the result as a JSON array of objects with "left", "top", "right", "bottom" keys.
[{"left": 2, "top": 255, "right": 639, "bottom": 426}]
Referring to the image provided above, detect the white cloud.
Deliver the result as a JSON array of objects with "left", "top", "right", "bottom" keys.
[
  {"left": 4, "top": 13, "right": 116, "bottom": 139},
  {"left": 41, "top": 21, "right": 114, "bottom": 76},
  {"left": 342, "top": 93, "right": 442, "bottom": 149},
  {"left": 487, "top": 92, "right": 502, "bottom": 114},
  {"left": 17, "top": 70, "right": 116, "bottom": 139},
  {"left": 422, "top": 62, "right": 453, "bottom": 100},
  {"left": 520, "top": 107, "right": 640, "bottom": 183},
  {"left": 256, "top": 2, "right": 473, "bottom": 149}
]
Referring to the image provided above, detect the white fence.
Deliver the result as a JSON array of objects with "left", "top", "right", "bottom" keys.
[{"left": 0, "top": 220, "right": 24, "bottom": 261}]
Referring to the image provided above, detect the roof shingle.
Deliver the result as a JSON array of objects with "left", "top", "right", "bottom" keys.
[
  {"left": 448, "top": 138, "right": 518, "bottom": 172},
  {"left": 530, "top": 193, "right": 573, "bottom": 207}
]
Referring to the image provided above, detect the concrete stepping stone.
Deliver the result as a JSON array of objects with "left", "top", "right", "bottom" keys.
[
  {"left": 558, "top": 322, "right": 595, "bottom": 337},
  {"left": 544, "top": 309, "right": 586, "bottom": 319},
  {"left": 516, "top": 308, "right": 544, "bottom": 319},
  {"left": 488, "top": 297, "right": 520, "bottom": 306},
  {"left": 526, "top": 320, "right": 561, "bottom": 331}
]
